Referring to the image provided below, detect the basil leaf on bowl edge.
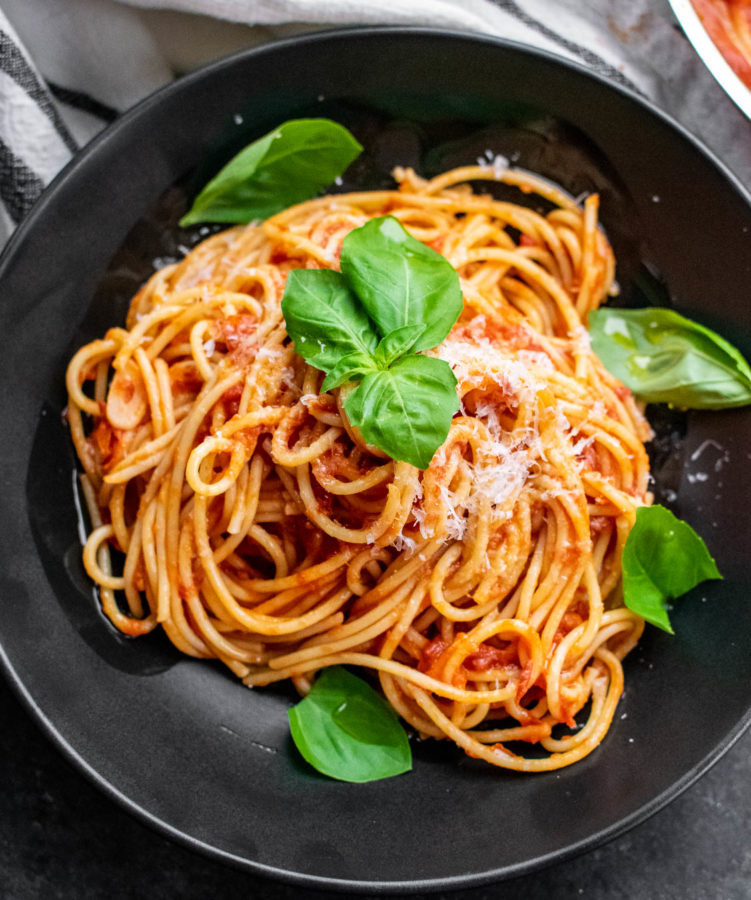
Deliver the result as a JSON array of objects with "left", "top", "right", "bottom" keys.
[
  {"left": 622, "top": 505, "right": 722, "bottom": 633},
  {"left": 180, "top": 118, "right": 362, "bottom": 226},
  {"left": 288, "top": 666, "right": 412, "bottom": 783},
  {"left": 589, "top": 307, "right": 751, "bottom": 409}
]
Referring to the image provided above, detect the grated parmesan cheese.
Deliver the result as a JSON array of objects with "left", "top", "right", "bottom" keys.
[
  {"left": 392, "top": 532, "right": 417, "bottom": 554},
  {"left": 433, "top": 337, "right": 542, "bottom": 406},
  {"left": 517, "top": 349, "right": 555, "bottom": 372},
  {"left": 256, "top": 346, "right": 283, "bottom": 361},
  {"left": 571, "top": 435, "right": 595, "bottom": 458},
  {"left": 476, "top": 149, "right": 510, "bottom": 178},
  {"left": 568, "top": 326, "right": 591, "bottom": 352},
  {"left": 393, "top": 325, "right": 611, "bottom": 552}
]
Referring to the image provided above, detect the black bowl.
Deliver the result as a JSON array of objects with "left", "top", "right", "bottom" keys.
[{"left": 1, "top": 28, "right": 750, "bottom": 893}]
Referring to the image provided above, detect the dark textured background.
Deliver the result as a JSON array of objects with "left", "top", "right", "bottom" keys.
[{"left": 1, "top": 673, "right": 749, "bottom": 900}]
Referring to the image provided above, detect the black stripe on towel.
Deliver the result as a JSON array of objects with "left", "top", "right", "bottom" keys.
[
  {"left": 48, "top": 82, "right": 118, "bottom": 124},
  {"left": 0, "top": 138, "right": 45, "bottom": 223},
  {"left": 488, "top": 0, "right": 644, "bottom": 95},
  {"left": 0, "top": 30, "right": 78, "bottom": 152}
]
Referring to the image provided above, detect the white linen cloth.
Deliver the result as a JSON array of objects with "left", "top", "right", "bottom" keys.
[{"left": 0, "top": 0, "right": 750, "bottom": 245}]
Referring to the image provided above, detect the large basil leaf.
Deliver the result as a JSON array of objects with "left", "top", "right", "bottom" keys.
[
  {"left": 622, "top": 505, "right": 722, "bottom": 633},
  {"left": 288, "top": 667, "right": 412, "bottom": 783},
  {"left": 589, "top": 307, "right": 751, "bottom": 408},
  {"left": 340, "top": 216, "right": 463, "bottom": 351},
  {"left": 282, "top": 269, "right": 379, "bottom": 374},
  {"left": 180, "top": 119, "right": 362, "bottom": 226},
  {"left": 344, "top": 354, "right": 459, "bottom": 468}
]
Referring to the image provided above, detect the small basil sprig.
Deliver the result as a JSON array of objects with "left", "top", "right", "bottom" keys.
[
  {"left": 589, "top": 307, "right": 751, "bottom": 409},
  {"left": 288, "top": 667, "right": 412, "bottom": 783},
  {"left": 282, "top": 215, "right": 463, "bottom": 468},
  {"left": 622, "top": 505, "right": 722, "bottom": 633},
  {"left": 180, "top": 119, "right": 362, "bottom": 226}
]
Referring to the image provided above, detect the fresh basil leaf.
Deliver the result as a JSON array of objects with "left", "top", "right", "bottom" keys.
[
  {"left": 340, "top": 216, "right": 463, "bottom": 351},
  {"left": 288, "top": 667, "right": 412, "bottom": 783},
  {"left": 344, "top": 354, "right": 459, "bottom": 468},
  {"left": 622, "top": 505, "right": 722, "bottom": 633},
  {"left": 589, "top": 307, "right": 751, "bottom": 409},
  {"left": 320, "top": 351, "right": 378, "bottom": 392},
  {"left": 180, "top": 118, "right": 362, "bottom": 226},
  {"left": 282, "top": 269, "right": 379, "bottom": 374},
  {"left": 373, "top": 324, "right": 426, "bottom": 368}
]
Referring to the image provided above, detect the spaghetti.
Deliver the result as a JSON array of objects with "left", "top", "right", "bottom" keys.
[{"left": 66, "top": 164, "right": 652, "bottom": 772}]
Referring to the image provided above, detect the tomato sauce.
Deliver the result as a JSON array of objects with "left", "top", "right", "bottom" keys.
[
  {"left": 692, "top": 0, "right": 751, "bottom": 89},
  {"left": 216, "top": 314, "right": 259, "bottom": 365},
  {"left": 89, "top": 402, "right": 131, "bottom": 471}
]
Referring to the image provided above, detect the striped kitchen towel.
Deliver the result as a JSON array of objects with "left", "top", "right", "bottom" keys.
[
  {"left": 0, "top": 0, "right": 169, "bottom": 242},
  {"left": 0, "top": 0, "right": 749, "bottom": 246}
]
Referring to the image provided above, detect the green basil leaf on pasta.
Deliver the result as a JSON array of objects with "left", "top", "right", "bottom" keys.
[
  {"left": 589, "top": 307, "right": 751, "bottom": 408},
  {"left": 340, "top": 216, "right": 463, "bottom": 350},
  {"left": 281, "top": 269, "right": 379, "bottom": 374},
  {"left": 622, "top": 505, "right": 722, "bottom": 633},
  {"left": 373, "top": 324, "right": 426, "bottom": 368},
  {"left": 288, "top": 667, "right": 412, "bottom": 783},
  {"left": 344, "top": 355, "right": 460, "bottom": 469},
  {"left": 280, "top": 213, "right": 465, "bottom": 466},
  {"left": 180, "top": 118, "right": 362, "bottom": 226},
  {"left": 320, "top": 351, "right": 379, "bottom": 392}
]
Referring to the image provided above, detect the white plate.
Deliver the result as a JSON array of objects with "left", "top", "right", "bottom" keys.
[{"left": 669, "top": 0, "right": 751, "bottom": 119}]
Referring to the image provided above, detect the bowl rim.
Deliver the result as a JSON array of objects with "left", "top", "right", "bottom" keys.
[{"left": 2, "top": 24, "right": 751, "bottom": 893}]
